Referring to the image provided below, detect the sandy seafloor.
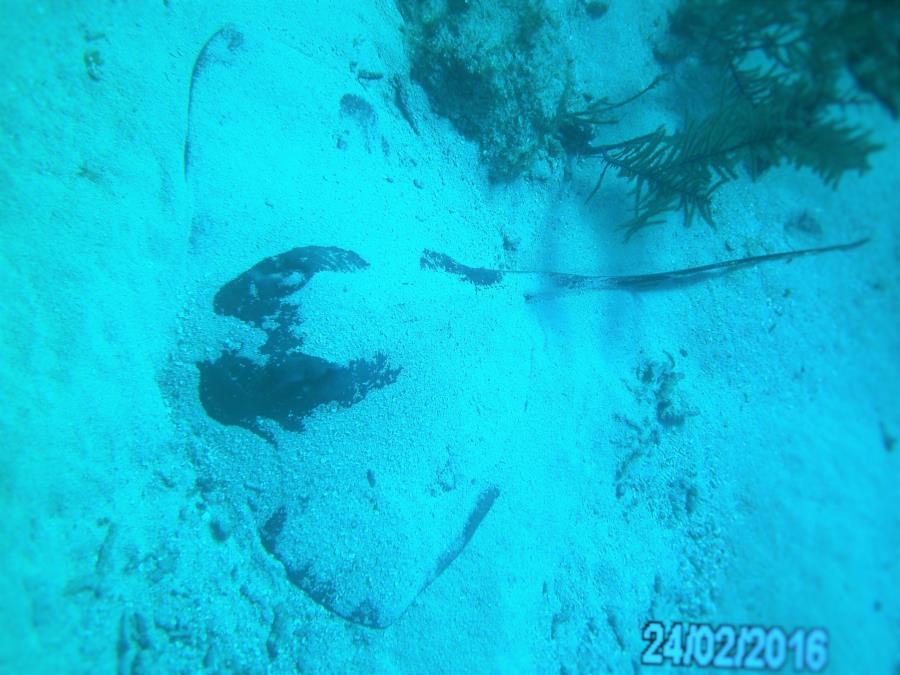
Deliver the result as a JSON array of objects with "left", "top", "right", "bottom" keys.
[{"left": 1, "top": 1, "right": 898, "bottom": 673}]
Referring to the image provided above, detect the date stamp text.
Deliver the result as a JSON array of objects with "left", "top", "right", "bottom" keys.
[{"left": 641, "top": 621, "right": 828, "bottom": 671}]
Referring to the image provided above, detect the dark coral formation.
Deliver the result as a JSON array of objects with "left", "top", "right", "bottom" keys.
[{"left": 398, "top": 0, "right": 573, "bottom": 180}]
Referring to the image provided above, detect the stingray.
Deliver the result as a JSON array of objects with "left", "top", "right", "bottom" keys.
[
  {"left": 195, "top": 240, "right": 505, "bottom": 627},
  {"left": 183, "top": 24, "right": 870, "bottom": 632},
  {"left": 195, "top": 237, "right": 867, "bottom": 629}
]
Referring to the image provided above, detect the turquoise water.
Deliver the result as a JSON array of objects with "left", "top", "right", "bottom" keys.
[{"left": 1, "top": 1, "right": 898, "bottom": 673}]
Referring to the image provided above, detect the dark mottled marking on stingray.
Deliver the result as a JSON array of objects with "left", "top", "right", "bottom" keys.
[
  {"left": 339, "top": 94, "right": 377, "bottom": 128},
  {"left": 284, "top": 563, "right": 339, "bottom": 616},
  {"left": 420, "top": 249, "right": 504, "bottom": 287},
  {"left": 349, "top": 600, "right": 383, "bottom": 628},
  {"left": 198, "top": 351, "right": 399, "bottom": 444},
  {"left": 197, "top": 246, "right": 399, "bottom": 444},
  {"left": 423, "top": 238, "right": 869, "bottom": 294},
  {"left": 260, "top": 486, "right": 500, "bottom": 628},
  {"left": 390, "top": 75, "right": 420, "bottom": 136},
  {"left": 339, "top": 94, "right": 379, "bottom": 152},
  {"left": 184, "top": 25, "right": 245, "bottom": 178},
  {"left": 431, "top": 486, "right": 500, "bottom": 579},
  {"left": 260, "top": 506, "right": 287, "bottom": 554},
  {"left": 261, "top": 506, "right": 370, "bottom": 624},
  {"left": 213, "top": 246, "right": 368, "bottom": 349}
]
